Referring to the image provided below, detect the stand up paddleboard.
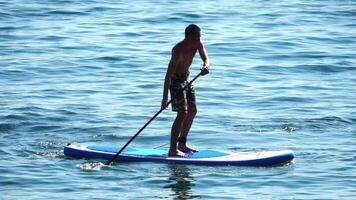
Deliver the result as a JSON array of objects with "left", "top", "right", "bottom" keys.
[{"left": 64, "top": 144, "right": 294, "bottom": 166}]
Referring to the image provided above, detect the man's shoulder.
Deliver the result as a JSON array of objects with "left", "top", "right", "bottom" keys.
[{"left": 174, "top": 41, "right": 184, "bottom": 48}]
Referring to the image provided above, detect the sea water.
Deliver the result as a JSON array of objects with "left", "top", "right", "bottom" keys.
[{"left": 0, "top": 0, "right": 355, "bottom": 199}]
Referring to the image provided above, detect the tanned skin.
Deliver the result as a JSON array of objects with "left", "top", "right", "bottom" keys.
[{"left": 162, "top": 28, "right": 210, "bottom": 157}]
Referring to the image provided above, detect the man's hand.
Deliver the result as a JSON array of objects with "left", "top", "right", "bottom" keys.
[
  {"left": 161, "top": 98, "right": 168, "bottom": 110},
  {"left": 200, "top": 65, "right": 209, "bottom": 76}
]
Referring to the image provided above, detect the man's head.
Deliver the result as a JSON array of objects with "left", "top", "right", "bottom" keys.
[{"left": 185, "top": 24, "right": 201, "bottom": 41}]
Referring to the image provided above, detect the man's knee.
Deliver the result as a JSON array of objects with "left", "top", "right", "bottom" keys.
[
  {"left": 176, "top": 111, "right": 188, "bottom": 120},
  {"left": 188, "top": 106, "right": 197, "bottom": 116}
]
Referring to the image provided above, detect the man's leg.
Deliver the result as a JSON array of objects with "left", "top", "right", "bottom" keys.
[
  {"left": 178, "top": 106, "right": 198, "bottom": 152},
  {"left": 168, "top": 111, "right": 187, "bottom": 156}
]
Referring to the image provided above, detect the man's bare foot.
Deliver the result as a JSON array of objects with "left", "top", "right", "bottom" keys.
[
  {"left": 168, "top": 149, "right": 187, "bottom": 157},
  {"left": 178, "top": 144, "right": 198, "bottom": 153}
]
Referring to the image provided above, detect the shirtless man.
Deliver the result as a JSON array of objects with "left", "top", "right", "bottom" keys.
[{"left": 161, "top": 24, "right": 210, "bottom": 157}]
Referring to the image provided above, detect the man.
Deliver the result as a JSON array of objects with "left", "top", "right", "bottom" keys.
[{"left": 161, "top": 24, "right": 210, "bottom": 157}]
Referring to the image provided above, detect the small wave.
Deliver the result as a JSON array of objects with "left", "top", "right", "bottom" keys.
[
  {"left": 281, "top": 124, "right": 299, "bottom": 132},
  {"left": 290, "top": 64, "right": 352, "bottom": 73},
  {"left": 0, "top": 123, "right": 14, "bottom": 132},
  {"left": 166, "top": 13, "right": 203, "bottom": 23},
  {"left": 86, "top": 6, "right": 114, "bottom": 12},
  {"left": 36, "top": 35, "right": 67, "bottom": 41},
  {"left": 318, "top": 116, "right": 353, "bottom": 124},
  {"left": 38, "top": 150, "right": 64, "bottom": 158},
  {"left": 269, "top": 96, "right": 314, "bottom": 103},
  {"left": 250, "top": 65, "right": 291, "bottom": 74},
  {"left": 0, "top": 25, "right": 29, "bottom": 31},
  {"left": 4, "top": 114, "right": 27, "bottom": 120},
  {"left": 252, "top": 64, "right": 354, "bottom": 74},
  {"left": 0, "top": 34, "right": 25, "bottom": 41},
  {"left": 13, "top": 105, "right": 46, "bottom": 112},
  {"left": 30, "top": 125, "right": 62, "bottom": 132},
  {"left": 170, "top": 12, "right": 202, "bottom": 19},
  {"left": 122, "top": 32, "right": 144, "bottom": 37},
  {"left": 45, "top": 10, "right": 87, "bottom": 16},
  {"left": 95, "top": 56, "right": 125, "bottom": 62},
  {"left": 76, "top": 162, "right": 106, "bottom": 171},
  {"left": 1, "top": 69, "right": 40, "bottom": 79},
  {"left": 263, "top": 40, "right": 300, "bottom": 49},
  {"left": 0, "top": 11, "right": 13, "bottom": 19},
  {"left": 137, "top": 83, "right": 160, "bottom": 89},
  {"left": 39, "top": 140, "right": 63, "bottom": 149},
  {"left": 305, "top": 116, "right": 353, "bottom": 125},
  {"left": 57, "top": 109, "right": 77, "bottom": 115},
  {"left": 349, "top": 117, "right": 356, "bottom": 123}
]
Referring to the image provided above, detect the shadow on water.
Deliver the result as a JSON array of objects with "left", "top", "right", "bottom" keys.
[{"left": 164, "top": 164, "right": 200, "bottom": 199}]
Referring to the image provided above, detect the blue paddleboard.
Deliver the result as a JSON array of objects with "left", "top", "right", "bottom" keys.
[{"left": 64, "top": 144, "right": 294, "bottom": 166}]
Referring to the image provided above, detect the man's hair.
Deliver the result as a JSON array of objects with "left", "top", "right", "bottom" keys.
[{"left": 185, "top": 24, "right": 201, "bottom": 38}]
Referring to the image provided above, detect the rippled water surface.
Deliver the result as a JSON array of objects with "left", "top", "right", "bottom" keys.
[{"left": 1, "top": 0, "right": 355, "bottom": 199}]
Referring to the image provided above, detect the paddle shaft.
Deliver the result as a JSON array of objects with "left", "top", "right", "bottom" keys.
[{"left": 106, "top": 72, "right": 202, "bottom": 165}]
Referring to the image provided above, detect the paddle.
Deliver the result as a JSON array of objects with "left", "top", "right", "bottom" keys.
[{"left": 106, "top": 71, "right": 203, "bottom": 165}]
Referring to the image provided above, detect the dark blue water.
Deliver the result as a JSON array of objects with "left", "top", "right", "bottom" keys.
[{"left": 1, "top": 0, "right": 355, "bottom": 199}]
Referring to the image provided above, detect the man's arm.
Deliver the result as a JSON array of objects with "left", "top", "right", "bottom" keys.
[
  {"left": 198, "top": 41, "right": 210, "bottom": 75},
  {"left": 162, "top": 47, "right": 179, "bottom": 109}
]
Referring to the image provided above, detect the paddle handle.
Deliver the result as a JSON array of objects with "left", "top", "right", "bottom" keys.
[{"left": 106, "top": 72, "right": 202, "bottom": 165}]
